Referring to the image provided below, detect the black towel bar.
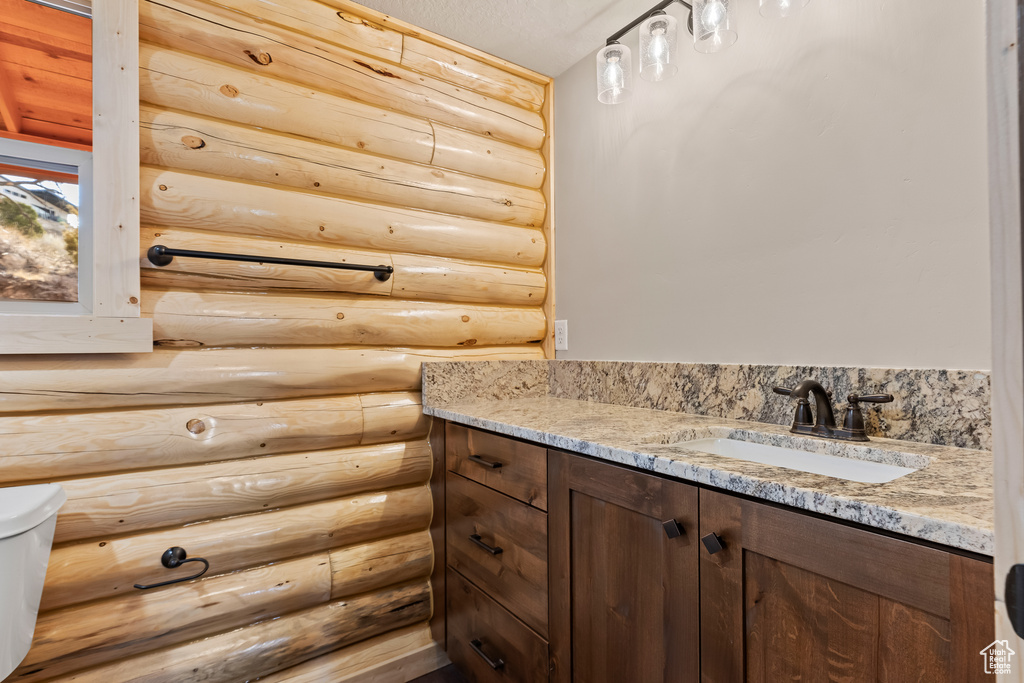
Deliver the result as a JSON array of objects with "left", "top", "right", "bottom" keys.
[{"left": 146, "top": 245, "right": 394, "bottom": 281}]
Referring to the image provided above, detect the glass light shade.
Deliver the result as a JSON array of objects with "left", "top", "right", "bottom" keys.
[
  {"left": 596, "top": 43, "right": 632, "bottom": 104},
  {"left": 692, "top": 0, "right": 737, "bottom": 54},
  {"left": 639, "top": 12, "right": 678, "bottom": 82},
  {"left": 759, "top": 0, "right": 810, "bottom": 18}
]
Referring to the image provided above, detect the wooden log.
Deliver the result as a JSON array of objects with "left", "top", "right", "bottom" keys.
[
  {"left": 139, "top": 43, "right": 434, "bottom": 165},
  {"left": 54, "top": 441, "right": 432, "bottom": 543},
  {"left": 16, "top": 554, "right": 334, "bottom": 682},
  {"left": 41, "top": 485, "right": 432, "bottom": 611},
  {"left": 329, "top": 531, "right": 433, "bottom": 600},
  {"left": 391, "top": 252, "right": 547, "bottom": 306},
  {"left": 0, "top": 345, "right": 544, "bottom": 415},
  {"left": 140, "top": 167, "right": 547, "bottom": 267},
  {"left": 0, "top": 393, "right": 426, "bottom": 484},
  {"left": 61, "top": 581, "right": 432, "bottom": 683},
  {"left": 258, "top": 624, "right": 446, "bottom": 683},
  {"left": 360, "top": 392, "right": 430, "bottom": 445},
  {"left": 432, "top": 122, "right": 546, "bottom": 190},
  {"left": 402, "top": 35, "right": 546, "bottom": 112},
  {"left": 143, "top": 288, "right": 548, "bottom": 347},
  {"left": 139, "top": 46, "right": 546, "bottom": 188},
  {"left": 138, "top": 0, "right": 545, "bottom": 149},
  {"left": 148, "top": 0, "right": 545, "bottom": 111},
  {"left": 139, "top": 106, "right": 545, "bottom": 227},
  {"left": 140, "top": 226, "right": 395, "bottom": 297},
  {"left": 140, "top": 226, "right": 547, "bottom": 306},
  {"left": 139, "top": 107, "right": 543, "bottom": 228},
  {"left": 193, "top": 0, "right": 404, "bottom": 64},
  {"left": 320, "top": 0, "right": 550, "bottom": 87}
]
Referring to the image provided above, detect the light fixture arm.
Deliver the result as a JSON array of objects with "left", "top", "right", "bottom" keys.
[{"left": 605, "top": 0, "right": 694, "bottom": 46}]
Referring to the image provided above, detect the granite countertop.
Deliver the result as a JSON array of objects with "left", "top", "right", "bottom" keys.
[{"left": 425, "top": 396, "right": 994, "bottom": 556}]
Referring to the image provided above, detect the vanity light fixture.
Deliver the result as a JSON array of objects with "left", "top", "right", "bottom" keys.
[
  {"left": 639, "top": 10, "right": 679, "bottom": 82},
  {"left": 692, "top": 0, "right": 737, "bottom": 54},
  {"left": 597, "top": 0, "right": 807, "bottom": 103},
  {"left": 596, "top": 43, "right": 632, "bottom": 104}
]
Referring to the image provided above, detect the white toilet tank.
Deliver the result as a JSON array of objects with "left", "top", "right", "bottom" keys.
[{"left": 0, "top": 484, "right": 66, "bottom": 680}]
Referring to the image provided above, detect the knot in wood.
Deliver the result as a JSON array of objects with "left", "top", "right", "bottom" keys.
[
  {"left": 461, "top": 315, "right": 470, "bottom": 322},
  {"left": 336, "top": 312, "right": 345, "bottom": 320},
  {"left": 353, "top": 59, "right": 400, "bottom": 79},
  {"left": 458, "top": 339, "right": 478, "bottom": 346},
  {"left": 219, "top": 84, "right": 240, "bottom": 97},
  {"left": 158, "top": 184, "right": 168, "bottom": 191},
  {"left": 128, "top": 296, "right": 138, "bottom": 304},
  {"left": 337, "top": 11, "right": 385, "bottom": 31},
  {"left": 186, "top": 419, "right": 207, "bottom": 435},
  {"left": 181, "top": 135, "right": 206, "bottom": 149},
  {"left": 244, "top": 50, "right": 273, "bottom": 66}
]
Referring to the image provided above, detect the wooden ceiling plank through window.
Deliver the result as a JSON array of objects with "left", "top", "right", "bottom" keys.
[
  {"left": 0, "top": 0, "right": 91, "bottom": 147},
  {"left": 0, "top": 60, "right": 20, "bottom": 133}
]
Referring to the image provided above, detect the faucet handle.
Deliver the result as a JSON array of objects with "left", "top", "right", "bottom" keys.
[
  {"left": 838, "top": 393, "right": 894, "bottom": 442},
  {"left": 848, "top": 393, "right": 894, "bottom": 405},
  {"left": 773, "top": 386, "right": 813, "bottom": 427}
]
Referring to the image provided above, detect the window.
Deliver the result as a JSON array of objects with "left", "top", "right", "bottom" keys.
[
  {"left": 0, "top": 0, "right": 151, "bottom": 353},
  {"left": 0, "top": 141, "right": 89, "bottom": 309}
]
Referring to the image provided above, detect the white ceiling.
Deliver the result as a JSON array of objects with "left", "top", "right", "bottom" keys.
[{"left": 356, "top": 0, "right": 663, "bottom": 77}]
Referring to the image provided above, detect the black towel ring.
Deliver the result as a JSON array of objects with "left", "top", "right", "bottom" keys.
[{"left": 133, "top": 547, "right": 210, "bottom": 590}]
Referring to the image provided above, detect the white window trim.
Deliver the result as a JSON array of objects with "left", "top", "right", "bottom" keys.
[{"left": 0, "top": 0, "right": 152, "bottom": 354}]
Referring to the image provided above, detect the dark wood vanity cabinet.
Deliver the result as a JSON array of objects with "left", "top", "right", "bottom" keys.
[
  {"left": 699, "top": 488, "right": 995, "bottom": 683},
  {"left": 437, "top": 421, "right": 995, "bottom": 683},
  {"left": 548, "top": 450, "right": 700, "bottom": 683},
  {"left": 443, "top": 423, "right": 551, "bottom": 681}
]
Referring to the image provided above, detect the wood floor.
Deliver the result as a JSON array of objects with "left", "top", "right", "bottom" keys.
[{"left": 410, "top": 664, "right": 469, "bottom": 682}]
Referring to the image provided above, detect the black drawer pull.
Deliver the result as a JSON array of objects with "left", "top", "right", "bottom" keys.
[
  {"left": 469, "top": 533, "right": 503, "bottom": 555},
  {"left": 468, "top": 454, "right": 503, "bottom": 469},
  {"left": 701, "top": 532, "right": 725, "bottom": 555},
  {"left": 469, "top": 638, "right": 505, "bottom": 670}
]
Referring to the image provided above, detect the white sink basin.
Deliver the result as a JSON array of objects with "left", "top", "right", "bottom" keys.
[{"left": 679, "top": 437, "right": 919, "bottom": 483}]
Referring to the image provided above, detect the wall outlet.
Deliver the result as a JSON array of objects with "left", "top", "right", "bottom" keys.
[{"left": 554, "top": 320, "right": 568, "bottom": 351}]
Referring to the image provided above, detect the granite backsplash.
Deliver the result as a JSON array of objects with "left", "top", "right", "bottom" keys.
[{"left": 422, "top": 360, "right": 991, "bottom": 451}]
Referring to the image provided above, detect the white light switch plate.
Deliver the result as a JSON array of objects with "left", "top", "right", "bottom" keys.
[{"left": 554, "top": 320, "right": 568, "bottom": 351}]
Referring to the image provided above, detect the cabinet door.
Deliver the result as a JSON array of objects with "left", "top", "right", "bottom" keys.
[
  {"left": 549, "top": 451, "right": 700, "bottom": 683},
  {"left": 699, "top": 488, "right": 995, "bottom": 682}
]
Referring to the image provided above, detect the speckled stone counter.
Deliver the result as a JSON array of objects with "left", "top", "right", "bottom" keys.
[{"left": 423, "top": 364, "right": 994, "bottom": 556}]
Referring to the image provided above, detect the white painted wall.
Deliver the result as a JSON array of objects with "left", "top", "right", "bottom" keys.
[{"left": 554, "top": 0, "right": 991, "bottom": 370}]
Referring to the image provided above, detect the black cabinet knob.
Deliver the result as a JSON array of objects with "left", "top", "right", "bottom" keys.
[
  {"left": 662, "top": 519, "right": 684, "bottom": 539},
  {"left": 701, "top": 532, "right": 725, "bottom": 555}
]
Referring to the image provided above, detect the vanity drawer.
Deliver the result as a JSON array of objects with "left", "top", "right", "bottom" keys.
[
  {"left": 447, "top": 423, "right": 547, "bottom": 510},
  {"left": 446, "top": 472, "right": 548, "bottom": 637},
  {"left": 447, "top": 567, "right": 550, "bottom": 683}
]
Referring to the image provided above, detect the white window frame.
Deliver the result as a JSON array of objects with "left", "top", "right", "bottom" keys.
[
  {"left": 0, "top": 0, "right": 151, "bottom": 354},
  {"left": 0, "top": 140, "right": 93, "bottom": 316}
]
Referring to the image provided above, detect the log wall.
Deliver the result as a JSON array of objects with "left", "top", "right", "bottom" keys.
[{"left": 0, "top": 1, "right": 551, "bottom": 680}]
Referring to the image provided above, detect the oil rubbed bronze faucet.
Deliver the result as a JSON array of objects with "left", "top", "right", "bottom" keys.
[{"left": 773, "top": 379, "right": 894, "bottom": 442}]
